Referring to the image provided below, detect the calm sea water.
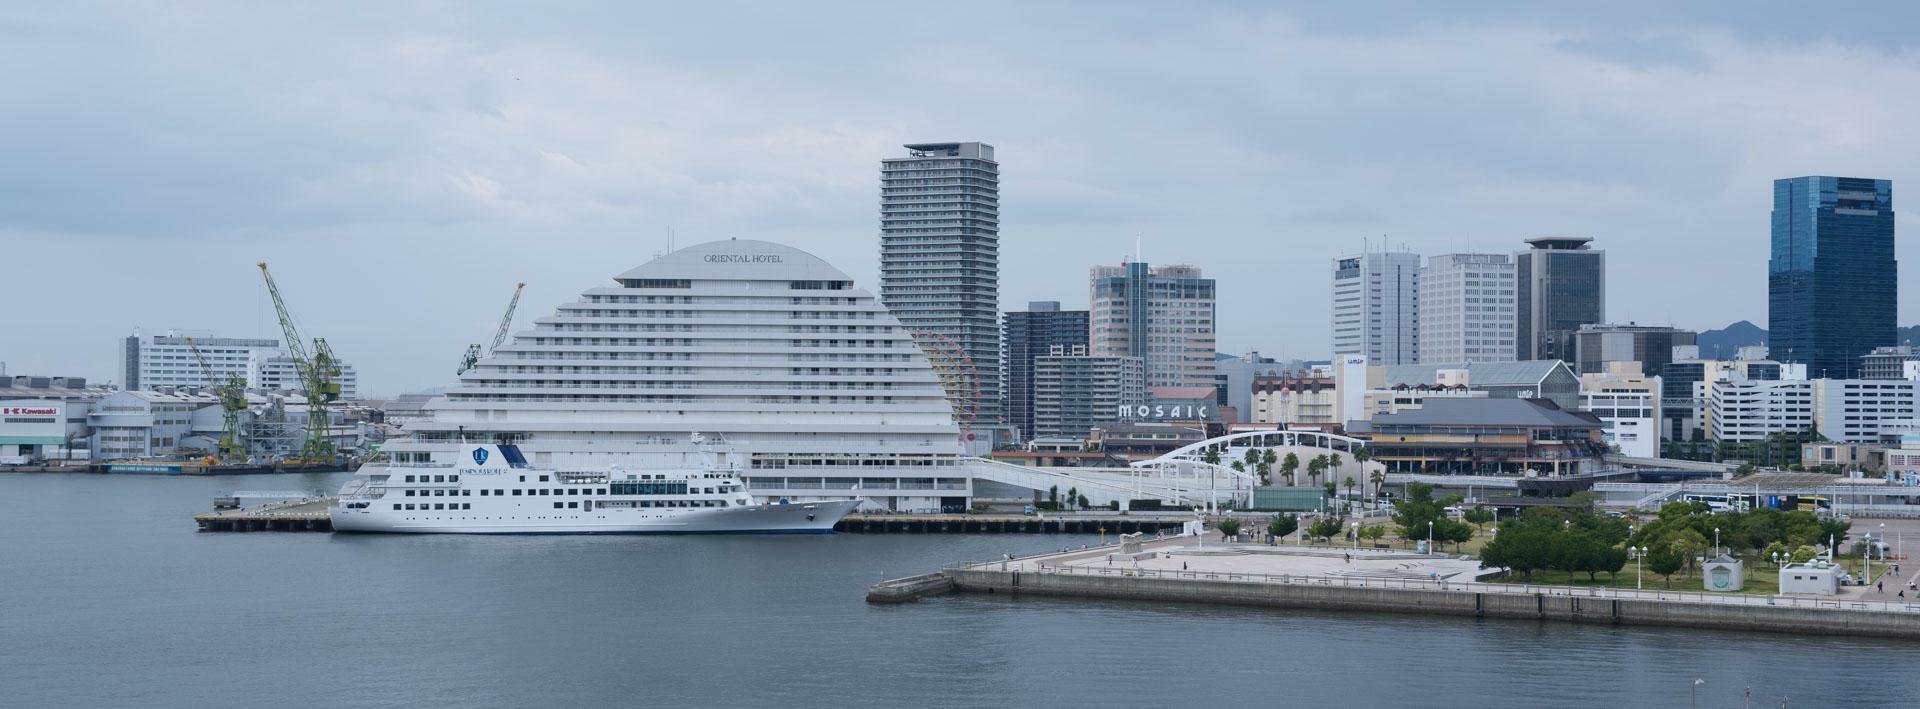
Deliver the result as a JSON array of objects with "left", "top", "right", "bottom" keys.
[{"left": 3, "top": 471, "right": 1918, "bottom": 708}]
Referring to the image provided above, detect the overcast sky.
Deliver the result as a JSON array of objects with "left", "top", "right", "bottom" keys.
[{"left": 5, "top": 2, "right": 1918, "bottom": 397}]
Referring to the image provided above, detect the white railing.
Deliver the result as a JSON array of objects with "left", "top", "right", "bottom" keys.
[{"left": 1011, "top": 564, "right": 1920, "bottom": 614}]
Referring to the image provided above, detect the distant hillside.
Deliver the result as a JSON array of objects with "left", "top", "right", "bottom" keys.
[
  {"left": 1695, "top": 320, "right": 1767, "bottom": 359},
  {"left": 1694, "top": 321, "right": 1920, "bottom": 358}
]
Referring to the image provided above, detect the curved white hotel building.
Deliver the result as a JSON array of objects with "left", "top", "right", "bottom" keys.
[{"left": 383, "top": 239, "right": 972, "bottom": 512}]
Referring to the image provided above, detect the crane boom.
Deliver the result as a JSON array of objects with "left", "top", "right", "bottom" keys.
[
  {"left": 183, "top": 336, "right": 246, "bottom": 461},
  {"left": 489, "top": 283, "right": 525, "bottom": 354},
  {"left": 257, "top": 262, "right": 339, "bottom": 462},
  {"left": 458, "top": 282, "right": 525, "bottom": 375}
]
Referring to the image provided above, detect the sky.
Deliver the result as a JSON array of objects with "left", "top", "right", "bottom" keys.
[{"left": 5, "top": 1, "right": 1919, "bottom": 397}]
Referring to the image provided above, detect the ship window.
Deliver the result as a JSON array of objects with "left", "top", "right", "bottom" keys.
[
  {"left": 462, "top": 490, "right": 471, "bottom": 496},
  {"left": 405, "top": 504, "right": 415, "bottom": 510},
  {"left": 567, "top": 501, "right": 578, "bottom": 509},
  {"left": 463, "top": 503, "right": 472, "bottom": 510},
  {"left": 434, "top": 490, "right": 445, "bottom": 497},
  {"left": 434, "top": 504, "right": 444, "bottom": 510},
  {"left": 496, "top": 489, "right": 504, "bottom": 496},
  {"left": 480, "top": 489, "right": 489, "bottom": 496},
  {"left": 450, "top": 475, "right": 459, "bottom": 482},
  {"left": 434, "top": 475, "right": 445, "bottom": 483},
  {"left": 597, "top": 489, "right": 607, "bottom": 495},
  {"left": 554, "top": 502, "right": 564, "bottom": 509},
  {"left": 539, "top": 475, "right": 549, "bottom": 482},
  {"left": 392, "top": 504, "right": 401, "bottom": 510},
  {"left": 404, "top": 475, "right": 415, "bottom": 482},
  {"left": 518, "top": 475, "right": 525, "bottom": 482},
  {"left": 717, "top": 500, "right": 727, "bottom": 507},
  {"left": 404, "top": 490, "right": 415, "bottom": 497}
]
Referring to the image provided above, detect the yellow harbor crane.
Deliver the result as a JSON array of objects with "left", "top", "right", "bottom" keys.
[
  {"left": 184, "top": 336, "right": 249, "bottom": 462},
  {"left": 459, "top": 282, "right": 525, "bottom": 375},
  {"left": 257, "top": 262, "right": 343, "bottom": 462}
]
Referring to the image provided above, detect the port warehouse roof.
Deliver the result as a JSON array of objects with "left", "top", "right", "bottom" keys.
[
  {"left": 0, "top": 376, "right": 113, "bottom": 400},
  {"left": 1381, "top": 360, "right": 1570, "bottom": 388},
  {"left": 1368, "top": 398, "right": 1602, "bottom": 428}
]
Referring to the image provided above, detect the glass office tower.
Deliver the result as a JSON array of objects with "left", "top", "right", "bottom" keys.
[{"left": 1769, "top": 176, "right": 1895, "bottom": 379}]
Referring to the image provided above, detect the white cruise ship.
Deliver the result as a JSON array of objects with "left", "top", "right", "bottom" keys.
[
  {"left": 363, "top": 239, "right": 972, "bottom": 514},
  {"left": 330, "top": 441, "right": 860, "bottom": 534}
]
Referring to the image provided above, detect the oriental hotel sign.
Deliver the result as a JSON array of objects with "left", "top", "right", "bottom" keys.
[{"left": 703, "top": 254, "right": 785, "bottom": 264}]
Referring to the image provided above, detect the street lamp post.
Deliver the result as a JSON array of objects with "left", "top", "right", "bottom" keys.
[
  {"left": 1714, "top": 527, "right": 1720, "bottom": 558},
  {"left": 1428, "top": 520, "right": 1434, "bottom": 552},
  {"left": 1629, "top": 546, "right": 1649, "bottom": 590},
  {"left": 1352, "top": 521, "right": 1359, "bottom": 552},
  {"left": 1692, "top": 678, "right": 1706, "bottom": 708}
]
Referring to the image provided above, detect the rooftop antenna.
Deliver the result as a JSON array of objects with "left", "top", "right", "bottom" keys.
[{"left": 1135, "top": 235, "right": 1143, "bottom": 264}]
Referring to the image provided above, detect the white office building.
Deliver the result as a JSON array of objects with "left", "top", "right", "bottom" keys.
[
  {"left": 248, "top": 351, "right": 359, "bottom": 400},
  {"left": 384, "top": 239, "right": 974, "bottom": 512},
  {"left": 1332, "top": 250, "right": 1421, "bottom": 366},
  {"left": 1579, "top": 364, "right": 1662, "bottom": 458},
  {"left": 1813, "top": 380, "right": 1920, "bottom": 443},
  {"left": 1418, "top": 253, "right": 1515, "bottom": 364},
  {"left": 121, "top": 329, "right": 357, "bottom": 398},
  {"left": 86, "top": 390, "right": 218, "bottom": 459}
]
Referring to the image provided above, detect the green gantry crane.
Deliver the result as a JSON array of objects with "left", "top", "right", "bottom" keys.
[
  {"left": 184, "top": 336, "right": 249, "bottom": 462},
  {"left": 258, "top": 262, "right": 343, "bottom": 462},
  {"left": 458, "top": 282, "right": 524, "bottom": 375}
]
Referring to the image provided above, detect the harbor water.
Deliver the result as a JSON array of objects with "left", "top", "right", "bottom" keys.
[{"left": 4, "top": 472, "right": 1919, "bottom": 708}]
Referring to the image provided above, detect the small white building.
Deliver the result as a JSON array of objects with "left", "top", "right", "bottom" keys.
[
  {"left": 1778, "top": 561, "right": 1841, "bottom": 595},
  {"left": 87, "top": 390, "right": 219, "bottom": 460},
  {"left": 1702, "top": 554, "right": 1744, "bottom": 592}
]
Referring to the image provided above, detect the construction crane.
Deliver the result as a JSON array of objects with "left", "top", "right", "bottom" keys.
[
  {"left": 184, "top": 336, "right": 249, "bottom": 462},
  {"left": 458, "top": 282, "right": 525, "bottom": 375},
  {"left": 258, "top": 262, "right": 343, "bottom": 462}
]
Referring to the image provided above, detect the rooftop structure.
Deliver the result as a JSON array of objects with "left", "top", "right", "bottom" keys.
[{"left": 1364, "top": 398, "right": 1606, "bottom": 476}]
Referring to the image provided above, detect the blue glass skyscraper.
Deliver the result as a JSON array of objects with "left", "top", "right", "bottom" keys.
[{"left": 1769, "top": 176, "right": 1896, "bottom": 379}]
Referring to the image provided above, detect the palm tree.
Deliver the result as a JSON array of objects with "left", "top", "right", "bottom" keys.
[
  {"left": 1067, "top": 486, "right": 1080, "bottom": 511},
  {"left": 1327, "top": 453, "right": 1344, "bottom": 490},
  {"left": 1352, "top": 447, "right": 1373, "bottom": 497},
  {"left": 1369, "top": 469, "right": 1385, "bottom": 500},
  {"left": 1202, "top": 446, "right": 1221, "bottom": 468},
  {"left": 1344, "top": 477, "right": 1356, "bottom": 500},
  {"left": 1281, "top": 452, "right": 1300, "bottom": 486}
]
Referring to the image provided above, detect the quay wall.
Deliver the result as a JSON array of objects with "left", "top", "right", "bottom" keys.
[{"left": 945, "top": 569, "right": 1920, "bottom": 640}]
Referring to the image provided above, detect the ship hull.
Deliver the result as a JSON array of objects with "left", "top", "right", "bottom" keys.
[{"left": 330, "top": 498, "right": 860, "bottom": 535}]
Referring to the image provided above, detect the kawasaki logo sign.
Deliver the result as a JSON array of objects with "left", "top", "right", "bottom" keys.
[{"left": 3, "top": 407, "right": 59, "bottom": 416}]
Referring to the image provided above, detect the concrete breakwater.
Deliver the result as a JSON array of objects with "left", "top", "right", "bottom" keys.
[{"left": 934, "top": 564, "right": 1920, "bottom": 640}]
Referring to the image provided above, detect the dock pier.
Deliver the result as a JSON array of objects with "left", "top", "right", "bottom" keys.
[
  {"left": 872, "top": 538, "right": 1920, "bottom": 640},
  {"left": 193, "top": 497, "right": 334, "bottom": 532}
]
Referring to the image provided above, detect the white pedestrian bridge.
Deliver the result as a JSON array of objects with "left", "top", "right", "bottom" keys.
[{"left": 969, "top": 429, "right": 1374, "bottom": 510}]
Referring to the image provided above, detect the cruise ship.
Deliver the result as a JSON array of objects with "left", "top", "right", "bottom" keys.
[
  {"left": 330, "top": 440, "right": 860, "bottom": 534},
  {"left": 356, "top": 239, "right": 973, "bottom": 516}
]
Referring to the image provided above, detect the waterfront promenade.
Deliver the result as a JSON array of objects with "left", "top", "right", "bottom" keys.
[{"left": 876, "top": 538, "right": 1920, "bottom": 639}]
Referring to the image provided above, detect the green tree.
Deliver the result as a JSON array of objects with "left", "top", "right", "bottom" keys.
[
  {"left": 1067, "top": 487, "right": 1079, "bottom": 511},
  {"left": 1359, "top": 524, "right": 1387, "bottom": 545},
  {"left": 1351, "top": 443, "right": 1367, "bottom": 495},
  {"left": 1216, "top": 517, "right": 1242, "bottom": 539},
  {"left": 1667, "top": 528, "right": 1709, "bottom": 579},
  {"left": 1647, "top": 547, "right": 1684, "bottom": 587},
  {"left": 1308, "top": 515, "right": 1346, "bottom": 542},
  {"left": 1763, "top": 541, "right": 1789, "bottom": 565},
  {"left": 1077, "top": 494, "right": 1089, "bottom": 511},
  {"left": 1047, "top": 485, "right": 1058, "bottom": 509},
  {"left": 1327, "top": 453, "right": 1344, "bottom": 490},
  {"left": 1480, "top": 520, "right": 1555, "bottom": 581},
  {"left": 1369, "top": 469, "right": 1384, "bottom": 499},
  {"left": 1462, "top": 507, "right": 1495, "bottom": 533},
  {"left": 1306, "top": 455, "right": 1327, "bottom": 487},
  {"left": 1268, "top": 513, "right": 1298, "bottom": 539},
  {"left": 1202, "top": 446, "right": 1221, "bottom": 469},
  {"left": 1281, "top": 452, "right": 1300, "bottom": 486}
]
